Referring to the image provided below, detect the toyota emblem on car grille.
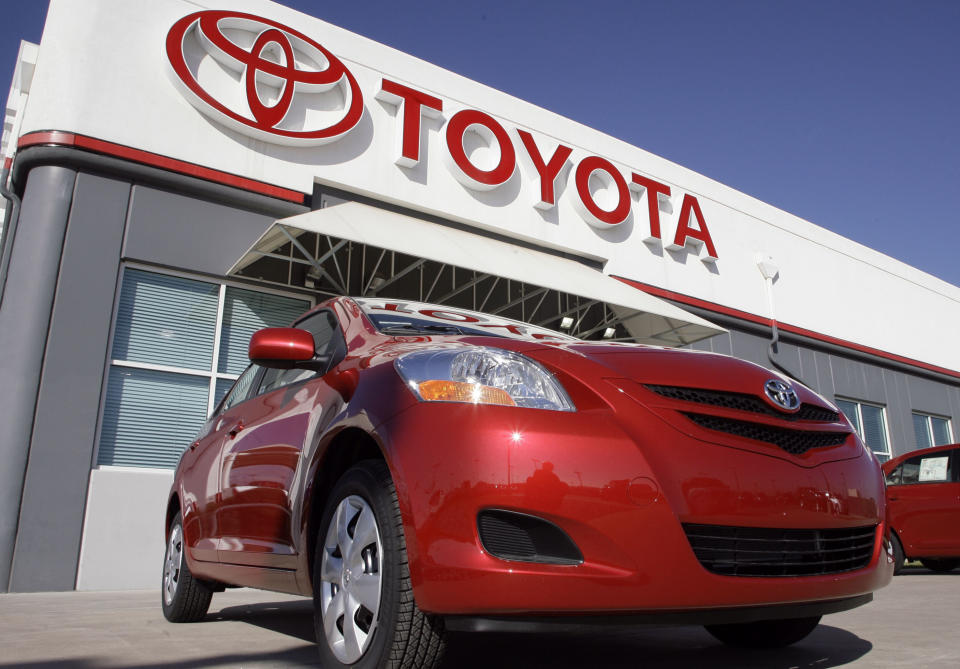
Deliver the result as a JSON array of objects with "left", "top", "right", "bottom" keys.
[{"left": 764, "top": 379, "right": 800, "bottom": 412}]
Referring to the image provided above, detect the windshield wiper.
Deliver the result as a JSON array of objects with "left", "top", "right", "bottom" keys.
[{"left": 380, "top": 324, "right": 465, "bottom": 335}]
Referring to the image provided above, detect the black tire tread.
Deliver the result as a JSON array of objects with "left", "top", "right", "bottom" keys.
[
  {"left": 315, "top": 460, "right": 445, "bottom": 669},
  {"left": 162, "top": 513, "right": 213, "bottom": 623},
  {"left": 369, "top": 460, "right": 446, "bottom": 669},
  {"left": 891, "top": 532, "right": 905, "bottom": 575}
]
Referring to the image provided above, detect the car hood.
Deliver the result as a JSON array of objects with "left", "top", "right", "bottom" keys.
[
  {"left": 558, "top": 342, "right": 824, "bottom": 404},
  {"left": 521, "top": 340, "right": 862, "bottom": 469}
]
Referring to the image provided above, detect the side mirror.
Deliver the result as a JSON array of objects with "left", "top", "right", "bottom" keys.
[{"left": 249, "top": 328, "right": 316, "bottom": 369}]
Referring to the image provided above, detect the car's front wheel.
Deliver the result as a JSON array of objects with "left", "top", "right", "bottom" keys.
[
  {"left": 919, "top": 558, "right": 960, "bottom": 573},
  {"left": 161, "top": 511, "right": 213, "bottom": 622},
  {"left": 313, "top": 460, "right": 445, "bottom": 669},
  {"left": 704, "top": 615, "right": 821, "bottom": 648},
  {"left": 891, "top": 532, "right": 906, "bottom": 575}
]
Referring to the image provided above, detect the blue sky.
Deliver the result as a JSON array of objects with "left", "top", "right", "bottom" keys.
[{"left": 4, "top": 1, "right": 959, "bottom": 286}]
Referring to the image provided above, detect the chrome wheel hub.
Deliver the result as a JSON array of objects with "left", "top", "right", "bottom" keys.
[
  {"left": 320, "top": 495, "right": 383, "bottom": 664},
  {"left": 163, "top": 524, "right": 183, "bottom": 606}
]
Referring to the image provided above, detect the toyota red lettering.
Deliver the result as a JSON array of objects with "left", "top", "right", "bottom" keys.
[
  {"left": 166, "top": 12, "right": 720, "bottom": 263},
  {"left": 631, "top": 173, "right": 672, "bottom": 242},
  {"left": 517, "top": 130, "right": 572, "bottom": 209},
  {"left": 377, "top": 79, "right": 443, "bottom": 167},
  {"left": 444, "top": 110, "right": 516, "bottom": 190},
  {"left": 573, "top": 156, "right": 632, "bottom": 227}
]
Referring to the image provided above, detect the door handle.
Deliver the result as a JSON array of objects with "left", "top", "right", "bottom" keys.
[{"left": 228, "top": 420, "right": 245, "bottom": 439}]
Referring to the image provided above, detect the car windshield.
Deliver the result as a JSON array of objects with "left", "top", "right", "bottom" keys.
[{"left": 356, "top": 298, "right": 577, "bottom": 342}]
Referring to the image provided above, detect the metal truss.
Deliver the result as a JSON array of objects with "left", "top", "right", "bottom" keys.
[{"left": 235, "top": 225, "right": 694, "bottom": 345}]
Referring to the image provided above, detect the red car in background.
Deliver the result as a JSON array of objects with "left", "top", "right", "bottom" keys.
[
  {"left": 883, "top": 443, "right": 960, "bottom": 573},
  {"left": 161, "top": 296, "right": 892, "bottom": 668}
]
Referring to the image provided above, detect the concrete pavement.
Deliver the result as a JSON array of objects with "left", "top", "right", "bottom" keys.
[{"left": 0, "top": 566, "right": 957, "bottom": 668}]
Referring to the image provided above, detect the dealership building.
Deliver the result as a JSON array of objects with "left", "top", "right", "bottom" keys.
[{"left": 2, "top": 0, "right": 959, "bottom": 593}]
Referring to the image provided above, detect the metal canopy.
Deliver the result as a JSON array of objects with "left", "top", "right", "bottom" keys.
[{"left": 229, "top": 202, "right": 724, "bottom": 346}]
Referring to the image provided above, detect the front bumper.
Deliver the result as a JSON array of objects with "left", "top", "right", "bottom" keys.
[{"left": 379, "top": 401, "right": 893, "bottom": 616}]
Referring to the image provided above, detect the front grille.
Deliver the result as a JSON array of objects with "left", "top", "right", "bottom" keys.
[
  {"left": 683, "top": 523, "right": 876, "bottom": 577},
  {"left": 645, "top": 385, "right": 839, "bottom": 422},
  {"left": 683, "top": 413, "right": 848, "bottom": 455}
]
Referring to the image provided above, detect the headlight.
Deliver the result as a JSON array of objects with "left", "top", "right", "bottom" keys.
[{"left": 394, "top": 347, "right": 575, "bottom": 411}]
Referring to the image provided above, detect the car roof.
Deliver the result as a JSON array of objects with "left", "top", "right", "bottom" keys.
[{"left": 882, "top": 443, "right": 959, "bottom": 472}]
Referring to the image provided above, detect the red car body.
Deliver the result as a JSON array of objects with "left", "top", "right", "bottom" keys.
[
  {"left": 882, "top": 443, "right": 960, "bottom": 571},
  {"left": 163, "top": 296, "right": 892, "bottom": 663}
]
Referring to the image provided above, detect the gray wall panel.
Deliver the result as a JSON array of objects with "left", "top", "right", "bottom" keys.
[
  {"left": 883, "top": 370, "right": 910, "bottom": 454},
  {"left": 949, "top": 388, "right": 960, "bottom": 439},
  {"left": 813, "top": 351, "right": 836, "bottom": 397},
  {"left": 772, "top": 341, "right": 802, "bottom": 380},
  {"left": 730, "top": 330, "right": 770, "bottom": 368},
  {"left": 689, "top": 339, "right": 711, "bottom": 352},
  {"left": 862, "top": 365, "right": 886, "bottom": 402},
  {"left": 831, "top": 357, "right": 869, "bottom": 402},
  {"left": 708, "top": 332, "right": 733, "bottom": 356},
  {"left": 123, "top": 186, "right": 276, "bottom": 276},
  {"left": 907, "top": 378, "right": 952, "bottom": 415},
  {"left": 797, "top": 348, "right": 817, "bottom": 386},
  {"left": 9, "top": 175, "right": 130, "bottom": 592},
  {"left": 0, "top": 167, "right": 76, "bottom": 592}
]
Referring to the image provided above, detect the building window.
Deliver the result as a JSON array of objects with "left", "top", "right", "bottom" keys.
[
  {"left": 835, "top": 398, "right": 891, "bottom": 462},
  {"left": 96, "top": 267, "right": 310, "bottom": 469},
  {"left": 911, "top": 412, "right": 952, "bottom": 450}
]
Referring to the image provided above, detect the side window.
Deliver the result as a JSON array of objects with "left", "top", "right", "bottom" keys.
[
  {"left": 219, "top": 364, "right": 262, "bottom": 412},
  {"left": 298, "top": 310, "right": 347, "bottom": 363},
  {"left": 257, "top": 311, "right": 346, "bottom": 395},
  {"left": 901, "top": 453, "right": 951, "bottom": 485},
  {"left": 260, "top": 366, "right": 316, "bottom": 395},
  {"left": 885, "top": 465, "right": 902, "bottom": 486},
  {"left": 912, "top": 412, "right": 953, "bottom": 449},
  {"left": 836, "top": 398, "right": 891, "bottom": 462}
]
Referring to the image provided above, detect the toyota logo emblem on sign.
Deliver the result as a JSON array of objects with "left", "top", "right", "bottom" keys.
[
  {"left": 763, "top": 379, "right": 800, "bottom": 412},
  {"left": 166, "top": 11, "right": 363, "bottom": 146}
]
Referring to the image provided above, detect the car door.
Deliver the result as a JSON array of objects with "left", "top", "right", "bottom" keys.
[
  {"left": 889, "top": 450, "right": 956, "bottom": 555},
  {"left": 178, "top": 364, "right": 263, "bottom": 563},
  {"left": 216, "top": 310, "right": 347, "bottom": 569},
  {"left": 948, "top": 448, "right": 960, "bottom": 553}
]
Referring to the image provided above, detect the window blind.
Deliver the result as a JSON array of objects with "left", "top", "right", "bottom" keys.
[
  {"left": 97, "top": 367, "right": 208, "bottom": 468},
  {"left": 112, "top": 269, "right": 218, "bottom": 371},
  {"left": 217, "top": 287, "right": 309, "bottom": 375}
]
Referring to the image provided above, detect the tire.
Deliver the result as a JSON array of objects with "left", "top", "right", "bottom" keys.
[
  {"left": 313, "top": 460, "right": 446, "bottom": 669},
  {"left": 705, "top": 615, "right": 821, "bottom": 648},
  {"left": 161, "top": 511, "right": 213, "bottom": 622},
  {"left": 891, "top": 532, "right": 905, "bottom": 575},
  {"left": 919, "top": 558, "right": 960, "bottom": 573}
]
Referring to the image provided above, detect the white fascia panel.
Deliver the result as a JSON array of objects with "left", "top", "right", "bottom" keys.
[{"left": 17, "top": 0, "right": 960, "bottom": 373}]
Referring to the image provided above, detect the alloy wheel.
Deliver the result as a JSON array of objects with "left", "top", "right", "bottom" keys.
[
  {"left": 163, "top": 524, "right": 183, "bottom": 606},
  {"left": 319, "top": 494, "right": 383, "bottom": 663}
]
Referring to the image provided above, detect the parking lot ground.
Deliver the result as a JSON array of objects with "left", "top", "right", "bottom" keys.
[{"left": 0, "top": 567, "right": 957, "bottom": 668}]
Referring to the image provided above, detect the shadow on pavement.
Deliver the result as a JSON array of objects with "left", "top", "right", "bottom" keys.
[
  {"left": 898, "top": 566, "right": 960, "bottom": 576},
  {"left": 441, "top": 623, "right": 871, "bottom": 669},
  {"left": 210, "top": 598, "right": 316, "bottom": 643},
  {"left": 0, "top": 600, "right": 871, "bottom": 669},
  {"left": 0, "top": 646, "right": 319, "bottom": 669},
  {"left": 204, "top": 600, "right": 873, "bottom": 669}
]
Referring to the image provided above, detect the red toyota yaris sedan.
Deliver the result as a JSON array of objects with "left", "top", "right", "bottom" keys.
[
  {"left": 883, "top": 443, "right": 960, "bottom": 573},
  {"left": 161, "top": 296, "right": 892, "bottom": 667}
]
